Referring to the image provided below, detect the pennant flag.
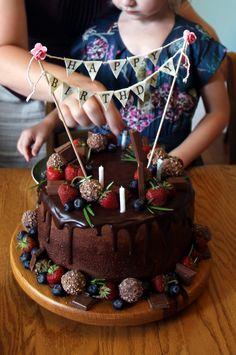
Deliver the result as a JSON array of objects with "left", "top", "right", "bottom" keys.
[
  {"left": 84, "top": 61, "right": 102, "bottom": 81},
  {"left": 48, "top": 74, "right": 62, "bottom": 93},
  {"left": 107, "top": 59, "right": 126, "bottom": 78},
  {"left": 64, "top": 58, "right": 82, "bottom": 76},
  {"left": 96, "top": 91, "right": 114, "bottom": 111},
  {"left": 159, "top": 57, "right": 176, "bottom": 77},
  {"left": 148, "top": 72, "right": 158, "bottom": 88},
  {"left": 60, "top": 83, "right": 76, "bottom": 101},
  {"left": 78, "top": 89, "right": 93, "bottom": 106},
  {"left": 131, "top": 81, "right": 146, "bottom": 102},
  {"left": 114, "top": 88, "right": 130, "bottom": 108},
  {"left": 127, "top": 55, "right": 146, "bottom": 76},
  {"left": 148, "top": 49, "right": 162, "bottom": 65}
]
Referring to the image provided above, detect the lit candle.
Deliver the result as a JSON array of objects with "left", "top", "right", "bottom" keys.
[
  {"left": 119, "top": 186, "right": 126, "bottom": 213},
  {"left": 98, "top": 165, "right": 104, "bottom": 188},
  {"left": 121, "top": 130, "right": 127, "bottom": 150}
]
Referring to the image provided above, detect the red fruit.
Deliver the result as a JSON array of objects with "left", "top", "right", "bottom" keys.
[
  {"left": 99, "top": 190, "right": 118, "bottom": 209},
  {"left": 73, "top": 138, "right": 81, "bottom": 146},
  {"left": 142, "top": 145, "right": 151, "bottom": 155},
  {"left": 152, "top": 275, "right": 165, "bottom": 293},
  {"left": 58, "top": 183, "right": 79, "bottom": 205},
  {"left": 65, "top": 164, "right": 79, "bottom": 182},
  {"left": 77, "top": 167, "right": 85, "bottom": 177},
  {"left": 99, "top": 282, "right": 118, "bottom": 300},
  {"left": 133, "top": 167, "right": 151, "bottom": 181},
  {"left": 46, "top": 166, "right": 65, "bottom": 181},
  {"left": 146, "top": 187, "right": 167, "bottom": 206},
  {"left": 17, "top": 235, "right": 38, "bottom": 253},
  {"left": 47, "top": 265, "right": 65, "bottom": 285},
  {"left": 181, "top": 256, "right": 195, "bottom": 270}
]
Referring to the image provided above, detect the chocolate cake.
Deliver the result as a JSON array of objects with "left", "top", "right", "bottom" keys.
[{"left": 37, "top": 138, "right": 195, "bottom": 283}]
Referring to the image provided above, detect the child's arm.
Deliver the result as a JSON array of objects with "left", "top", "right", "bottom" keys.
[
  {"left": 169, "top": 64, "right": 229, "bottom": 167},
  {"left": 17, "top": 108, "right": 62, "bottom": 162}
]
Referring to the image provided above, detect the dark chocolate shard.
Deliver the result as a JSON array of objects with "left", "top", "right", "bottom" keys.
[
  {"left": 175, "top": 263, "right": 197, "bottom": 286},
  {"left": 148, "top": 293, "right": 171, "bottom": 310},
  {"left": 71, "top": 293, "right": 98, "bottom": 311}
]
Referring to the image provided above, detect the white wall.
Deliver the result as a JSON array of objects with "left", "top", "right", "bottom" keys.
[{"left": 192, "top": 0, "right": 236, "bottom": 51}]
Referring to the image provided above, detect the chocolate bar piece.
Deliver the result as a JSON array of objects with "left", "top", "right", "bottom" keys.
[
  {"left": 167, "top": 176, "right": 189, "bottom": 190},
  {"left": 55, "top": 142, "right": 76, "bottom": 164},
  {"left": 148, "top": 293, "right": 170, "bottom": 310},
  {"left": 71, "top": 293, "right": 98, "bottom": 311},
  {"left": 175, "top": 263, "right": 197, "bottom": 286},
  {"left": 47, "top": 180, "right": 64, "bottom": 195},
  {"left": 30, "top": 248, "right": 44, "bottom": 271}
]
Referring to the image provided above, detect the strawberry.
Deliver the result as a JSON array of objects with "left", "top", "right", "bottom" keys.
[
  {"left": 58, "top": 183, "right": 79, "bottom": 205},
  {"left": 17, "top": 235, "right": 38, "bottom": 253},
  {"left": 152, "top": 275, "right": 166, "bottom": 293},
  {"left": 65, "top": 164, "right": 79, "bottom": 182},
  {"left": 99, "top": 282, "right": 118, "bottom": 300},
  {"left": 142, "top": 145, "right": 151, "bottom": 155},
  {"left": 181, "top": 256, "right": 195, "bottom": 270},
  {"left": 146, "top": 186, "right": 167, "bottom": 206},
  {"left": 47, "top": 264, "right": 65, "bottom": 285},
  {"left": 73, "top": 138, "right": 81, "bottom": 146},
  {"left": 46, "top": 166, "right": 65, "bottom": 181},
  {"left": 133, "top": 167, "right": 151, "bottom": 181},
  {"left": 77, "top": 167, "right": 85, "bottom": 178},
  {"left": 163, "top": 181, "right": 176, "bottom": 199},
  {"left": 99, "top": 190, "right": 118, "bottom": 209}
]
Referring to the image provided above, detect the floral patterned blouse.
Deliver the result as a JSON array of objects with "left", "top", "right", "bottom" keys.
[{"left": 71, "top": 9, "right": 226, "bottom": 151}]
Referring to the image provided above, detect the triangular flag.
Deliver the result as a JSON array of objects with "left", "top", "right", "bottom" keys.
[
  {"left": 60, "top": 83, "right": 76, "bottom": 101},
  {"left": 114, "top": 88, "right": 130, "bottom": 108},
  {"left": 48, "top": 74, "right": 62, "bottom": 93},
  {"left": 96, "top": 91, "right": 114, "bottom": 111},
  {"left": 131, "top": 81, "right": 146, "bottom": 102},
  {"left": 148, "top": 72, "right": 158, "bottom": 88},
  {"left": 78, "top": 88, "right": 93, "bottom": 106},
  {"left": 159, "top": 57, "right": 176, "bottom": 77},
  {"left": 107, "top": 59, "right": 126, "bottom": 78},
  {"left": 148, "top": 49, "right": 162, "bottom": 65},
  {"left": 64, "top": 58, "right": 82, "bottom": 76},
  {"left": 84, "top": 61, "right": 102, "bottom": 81},
  {"left": 127, "top": 55, "right": 146, "bottom": 76}
]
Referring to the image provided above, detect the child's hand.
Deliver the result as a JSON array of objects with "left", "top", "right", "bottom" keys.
[{"left": 17, "top": 121, "right": 50, "bottom": 162}]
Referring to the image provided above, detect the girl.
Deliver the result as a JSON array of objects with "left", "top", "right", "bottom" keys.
[{"left": 18, "top": 0, "right": 229, "bottom": 167}]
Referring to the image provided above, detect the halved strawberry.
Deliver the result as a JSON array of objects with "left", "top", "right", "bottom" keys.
[
  {"left": 146, "top": 186, "right": 167, "bottom": 206},
  {"left": 46, "top": 166, "right": 65, "bottom": 181},
  {"left": 58, "top": 183, "right": 79, "bottom": 205},
  {"left": 17, "top": 235, "right": 38, "bottom": 253},
  {"left": 47, "top": 265, "right": 65, "bottom": 285},
  {"left": 99, "top": 190, "right": 118, "bottom": 209}
]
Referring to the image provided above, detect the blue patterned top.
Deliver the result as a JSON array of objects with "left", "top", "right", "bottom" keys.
[{"left": 71, "top": 10, "right": 226, "bottom": 151}]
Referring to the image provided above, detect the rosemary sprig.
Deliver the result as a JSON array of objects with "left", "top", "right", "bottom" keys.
[
  {"left": 147, "top": 205, "right": 174, "bottom": 214},
  {"left": 82, "top": 205, "right": 94, "bottom": 227},
  {"left": 121, "top": 148, "right": 137, "bottom": 162}
]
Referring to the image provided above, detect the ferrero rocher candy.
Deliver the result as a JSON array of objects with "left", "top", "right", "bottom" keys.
[
  {"left": 147, "top": 146, "right": 168, "bottom": 165},
  {"left": 118, "top": 278, "right": 143, "bottom": 303},
  {"left": 87, "top": 133, "right": 108, "bottom": 152},
  {"left": 61, "top": 270, "right": 86, "bottom": 295},
  {"left": 21, "top": 209, "right": 38, "bottom": 229},
  {"left": 162, "top": 156, "right": 184, "bottom": 177},
  {"left": 79, "top": 178, "right": 103, "bottom": 202},
  {"left": 46, "top": 152, "right": 64, "bottom": 168}
]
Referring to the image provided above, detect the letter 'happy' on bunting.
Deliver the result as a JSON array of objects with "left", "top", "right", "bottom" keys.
[
  {"left": 64, "top": 58, "right": 82, "bottom": 76},
  {"left": 148, "top": 49, "right": 162, "bottom": 66},
  {"left": 159, "top": 57, "right": 176, "bottom": 77},
  {"left": 96, "top": 91, "right": 114, "bottom": 111},
  {"left": 84, "top": 61, "right": 103, "bottom": 81},
  {"left": 108, "top": 59, "right": 126, "bottom": 78},
  {"left": 127, "top": 55, "right": 146, "bottom": 76}
]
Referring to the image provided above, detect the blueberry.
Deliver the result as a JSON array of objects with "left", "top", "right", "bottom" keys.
[
  {"left": 36, "top": 272, "right": 48, "bottom": 284},
  {"left": 87, "top": 284, "right": 99, "bottom": 296},
  {"left": 17, "top": 230, "right": 28, "bottom": 240},
  {"left": 85, "top": 163, "right": 93, "bottom": 175},
  {"left": 74, "top": 198, "right": 86, "bottom": 210},
  {"left": 23, "top": 259, "right": 31, "bottom": 269},
  {"left": 133, "top": 198, "right": 146, "bottom": 211},
  {"left": 112, "top": 298, "right": 124, "bottom": 310},
  {"left": 64, "top": 201, "right": 75, "bottom": 212},
  {"left": 52, "top": 284, "right": 66, "bottom": 297},
  {"left": 27, "top": 226, "right": 38, "bottom": 239},
  {"left": 31, "top": 247, "right": 40, "bottom": 256},
  {"left": 149, "top": 164, "right": 157, "bottom": 176},
  {"left": 20, "top": 252, "right": 31, "bottom": 263},
  {"left": 168, "top": 284, "right": 180, "bottom": 297},
  {"left": 107, "top": 143, "right": 117, "bottom": 152},
  {"left": 128, "top": 180, "right": 138, "bottom": 192}
]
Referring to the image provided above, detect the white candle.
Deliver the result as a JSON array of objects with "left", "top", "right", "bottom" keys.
[
  {"left": 119, "top": 186, "right": 126, "bottom": 213},
  {"left": 98, "top": 165, "right": 104, "bottom": 188},
  {"left": 156, "top": 158, "right": 163, "bottom": 181},
  {"left": 121, "top": 130, "right": 127, "bottom": 150}
]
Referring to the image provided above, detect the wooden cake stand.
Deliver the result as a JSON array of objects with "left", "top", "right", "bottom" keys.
[{"left": 10, "top": 228, "right": 211, "bottom": 326}]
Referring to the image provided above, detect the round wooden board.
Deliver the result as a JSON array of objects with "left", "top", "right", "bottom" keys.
[{"left": 10, "top": 228, "right": 211, "bottom": 326}]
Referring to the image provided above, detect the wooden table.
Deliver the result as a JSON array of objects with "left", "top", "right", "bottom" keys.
[{"left": 1, "top": 166, "right": 236, "bottom": 355}]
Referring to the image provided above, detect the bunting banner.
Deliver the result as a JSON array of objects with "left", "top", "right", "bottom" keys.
[{"left": 64, "top": 58, "right": 82, "bottom": 76}]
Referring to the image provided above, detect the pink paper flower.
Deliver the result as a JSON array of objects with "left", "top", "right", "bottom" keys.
[
  {"left": 183, "top": 30, "right": 197, "bottom": 45},
  {"left": 30, "top": 43, "right": 47, "bottom": 61}
]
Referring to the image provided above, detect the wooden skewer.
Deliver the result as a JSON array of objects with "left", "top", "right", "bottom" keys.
[{"left": 38, "top": 61, "right": 87, "bottom": 177}]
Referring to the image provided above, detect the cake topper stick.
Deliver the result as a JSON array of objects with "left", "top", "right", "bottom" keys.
[
  {"left": 147, "top": 31, "right": 195, "bottom": 168},
  {"left": 129, "top": 129, "right": 146, "bottom": 200}
]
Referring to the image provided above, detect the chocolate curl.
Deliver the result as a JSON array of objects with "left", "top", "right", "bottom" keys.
[
  {"left": 129, "top": 129, "right": 146, "bottom": 200},
  {"left": 37, "top": 61, "right": 87, "bottom": 177}
]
